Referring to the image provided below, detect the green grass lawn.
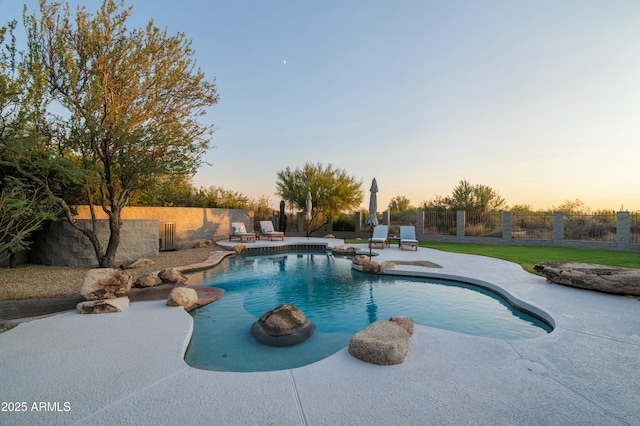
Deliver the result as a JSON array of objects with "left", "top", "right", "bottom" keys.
[{"left": 345, "top": 240, "right": 640, "bottom": 274}]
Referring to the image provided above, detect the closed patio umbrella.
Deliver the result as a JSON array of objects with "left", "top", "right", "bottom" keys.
[
  {"left": 366, "top": 178, "right": 379, "bottom": 257},
  {"left": 305, "top": 191, "right": 312, "bottom": 238}
]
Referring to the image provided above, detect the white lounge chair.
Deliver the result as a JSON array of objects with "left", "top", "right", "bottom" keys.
[
  {"left": 399, "top": 226, "right": 418, "bottom": 251},
  {"left": 229, "top": 222, "right": 256, "bottom": 242},
  {"left": 368, "top": 225, "right": 389, "bottom": 249},
  {"left": 258, "top": 220, "right": 285, "bottom": 241}
]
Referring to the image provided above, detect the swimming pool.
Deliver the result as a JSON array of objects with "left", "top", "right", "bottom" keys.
[{"left": 185, "top": 253, "right": 552, "bottom": 372}]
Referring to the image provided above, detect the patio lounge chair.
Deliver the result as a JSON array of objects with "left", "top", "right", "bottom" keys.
[
  {"left": 258, "top": 220, "right": 285, "bottom": 241},
  {"left": 229, "top": 222, "right": 256, "bottom": 242},
  {"left": 399, "top": 225, "right": 418, "bottom": 251},
  {"left": 368, "top": 225, "right": 389, "bottom": 249}
]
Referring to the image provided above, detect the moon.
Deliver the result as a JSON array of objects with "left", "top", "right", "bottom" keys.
[{"left": 283, "top": 59, "right": 286, "bottom": 65}]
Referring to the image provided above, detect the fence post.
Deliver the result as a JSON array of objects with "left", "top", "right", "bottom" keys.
[
  {"left": 457, "top": 211, "right": 466, "bottom": 236},
  {"left": 553, "top": 212, "right": 564, "bottom": 241},
  {"left": 355, "top": 212, "right": 362, "bottom": 233},
  {"left": 617, "top": 211, "right": 630, "bottom": 250},
  {"left": 297, "top": 212, "right": 304, "bottom": 233},
  {"left": 382, "top": 211, "right": 389, "bottom": 226},
  {"left": 416, "top": 210, "right": 425, "bottom": 239},
  {"left": 502, "top": 211, "right": 512, "bottom": 240}
]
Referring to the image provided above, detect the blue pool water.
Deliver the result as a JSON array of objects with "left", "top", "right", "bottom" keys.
[{"left": 184, "top": 253, "right": 552, "bottom": 372}]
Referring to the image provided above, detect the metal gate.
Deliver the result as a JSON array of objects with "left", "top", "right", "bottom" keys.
[{"left": 159, "top": 222, "right": 176, "bottom": 251}]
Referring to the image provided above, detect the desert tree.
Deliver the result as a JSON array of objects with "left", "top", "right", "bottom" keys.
[
  {"left": 0, "top": 21, "right": 63, "bottom": 266},
  {"left": 0, "top": 0, "right": 219, "bottom": 267},
  {"left": 388, "top": 195, "right": 412, "bottom": 212},
  {"left": 421, "top": 179, "right": 506, "bottom": 213},
  {"left": 275, "top": 162, "right": 363, "bottom": 234}
]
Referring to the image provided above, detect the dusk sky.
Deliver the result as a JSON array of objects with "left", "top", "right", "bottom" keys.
[{"left": 2, "top": 1, "right": 639, "bottom": 212}]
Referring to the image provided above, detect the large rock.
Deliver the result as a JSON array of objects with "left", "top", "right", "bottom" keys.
[
  {"left": 77, "top": 296, "right": 130, "bottom": 314},
  {"left": 166, "top": 287, "right": 198, "bottom": 311},
  {"left": 389, "top": 316, "right": 414, "bottom": 336},
  {"left": 133, "top": 273, "right": 162, "bottom": 288},
  {"left": 534, "top": 262, "right": 640, "bottom": 296},
  {"left": 352, "top": 255, "right": 371, "bottom": 266},
  {"left": 122, "top": 258, "right": 156, "bottom": 269},
  {"left": 81, "top": 268, "right": 132, "bottom": 301},
  {"left": 158, "top": 268, "right": 188, "bottom": 285},
  {"left": 250, "top": 304, "right": 316, "bottom": 347},
  {"left": 332, "top": 246, "right": 358, "bottom": 255},
  {"left": 348, "top": 320, "right": 410, "bottom": 365}
]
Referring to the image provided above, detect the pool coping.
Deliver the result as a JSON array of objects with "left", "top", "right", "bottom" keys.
[{"left": 1, "top": 238, "right": 639, "bottom": 425}]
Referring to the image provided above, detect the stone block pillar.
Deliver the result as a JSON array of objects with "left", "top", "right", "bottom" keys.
[
  {"left": 382, "top": 211, "right": 390, "bottom": 226},
  {"left": 297, "top": 212, "right": 304, "bottom": 233},
  {"left": 617, "top": 211, "right": 630, "bottom": 250},
  {"left": 502, "top": 211, "right": 512, "bottom": 240},
  {"left": 553, "top": 212, "right": 564, "bottom": 241},
  {"left": 456, "top": 211, "right": 466, "bottom": 237},
  {"left": 416, "top": 210, "right": 425, "bottom": 238},
  {"left": 355, "top": 212, "right": 362, "bottom": 233}
]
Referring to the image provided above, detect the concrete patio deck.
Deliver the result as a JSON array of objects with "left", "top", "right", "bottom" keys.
[{"left": 0, "top": 238, "right": 639, "bottom": 425}]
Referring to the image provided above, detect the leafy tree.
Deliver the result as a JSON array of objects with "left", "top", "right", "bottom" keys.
[
  {"left": 130, "top": 175, "right": 197, "bottom": 207},
  {"left": 421, "top": 179, "right": 506, "bottom": 213},
  {"left": 553, "top": 199, "right": 590, "bottom": 214},
  {"left": 0, "top": 0, "right": 219, "bottom": 267},
  {"left": 247, "top": 195, "right": 273, "bottom": 229},
  {"left": 195, "top": 186, "right": 249, "bottom": 209},
  {"left": 388, "top": 195, "right": 412, "bottom": 212},
  {"left": 0, "top": 180, "right": 60, "bottom": 267},
  {"left": 275, "top": 162, "right": 363, "bottom": 234}
]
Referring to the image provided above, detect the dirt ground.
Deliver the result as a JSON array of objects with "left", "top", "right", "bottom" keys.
[{"left": 0, "top": 245, "right": 224, "bottom": 301}]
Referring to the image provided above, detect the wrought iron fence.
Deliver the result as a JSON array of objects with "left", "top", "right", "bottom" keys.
[
  {"left": 464, "top": 211, "right": 502, "bottom": 237},
  {"left": 512, "top": 211, "right": 553, "bottom": 239},
  {"left": 564, "top": 213, "right": 617, "bottom": 242},
  {"left": 631, "top": 213, "right": 640, "bottom": 244},
  {"left": 423, "top": 211, "right": 456, "bottom": 236}
]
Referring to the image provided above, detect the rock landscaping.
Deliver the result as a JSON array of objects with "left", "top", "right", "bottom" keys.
[
  {"left": 348, "top": 317, "right": 414, "bottom": 365},
  {"left": 250, "top": 304, "right": 316, "bottom": 347},
  {"left": 534, "top": 262, "right": 640, "bottom": 296}
]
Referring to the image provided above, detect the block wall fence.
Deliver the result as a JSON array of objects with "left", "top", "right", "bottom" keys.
[
  {"left": 3, "top": 207, "right": 637, "bottom": 267},
  {"left": 25, "top": 206, "right": 253, "bottom": 267},
  {"left": 289, "top": 210, "right": 638, "bottom": 252}
]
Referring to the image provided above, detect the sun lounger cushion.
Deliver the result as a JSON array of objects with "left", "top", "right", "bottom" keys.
[
  {"left": 369, "top": 225, "right": 389, "bottom": 248},
  {"left": 233, "top": 223, "right": 248, "bottom": 234}
]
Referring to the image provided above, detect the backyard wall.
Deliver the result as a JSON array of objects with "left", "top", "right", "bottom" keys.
[
  {"left": 26, "top": 206, "right": 253, "bottom": 267},
  {"left": 29, "top": 219, "right": 159, "bottom": 267},
  {"left": 73, "top": 206, "right": 253, "bottom": 249}
]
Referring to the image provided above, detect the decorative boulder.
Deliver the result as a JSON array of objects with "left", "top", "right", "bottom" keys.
[
  {"left": 133, "top": 273, "right": 162, "bottom": 288},
  {"left": 158, "top": 268, "right": 188, "bottom": 285},
  {"left": 193, "top": 239, "right": 212, "bottom": 248},
  {"left": 363, "top": 261, "right": 381, "bottom": 274},
  {"left": 122, "top": 258, "right": 156, "bottom": 269},
  {"left": 332, "top": 246, "right": 359, "bottom": 255},
  {"left": 534, "top": 262, "right": 640, "bottom": 296},
  {"left": 250, "top": 304, "right": 316, "bottom": 347},
  {"left": 380, "top": 261, "right": 396, "bottom": 271},
  {"left": 77, "top": 296, "right": 130, "bottom": 314},
  {"left": 352, "top": 255, "right": 371, "bottom": 266},
  {"left": 348, "top": 319, "right": 411, "bottom": 365},
  {"left": 232, "top": 244, "right": 246, "bottom": 254},
  {"left": 166, "top": 287, "right": 198, "bottom": 311},
  {"left": 81, "top": 268, "right": 132, "bottom": 301},
  {"left": 389, "top": 316, "right": 414, "bottom": 336}
]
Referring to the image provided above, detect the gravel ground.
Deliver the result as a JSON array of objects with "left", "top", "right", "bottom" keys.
[{"left": 0, "top": 245, "right": 225, "bottom": 301}]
